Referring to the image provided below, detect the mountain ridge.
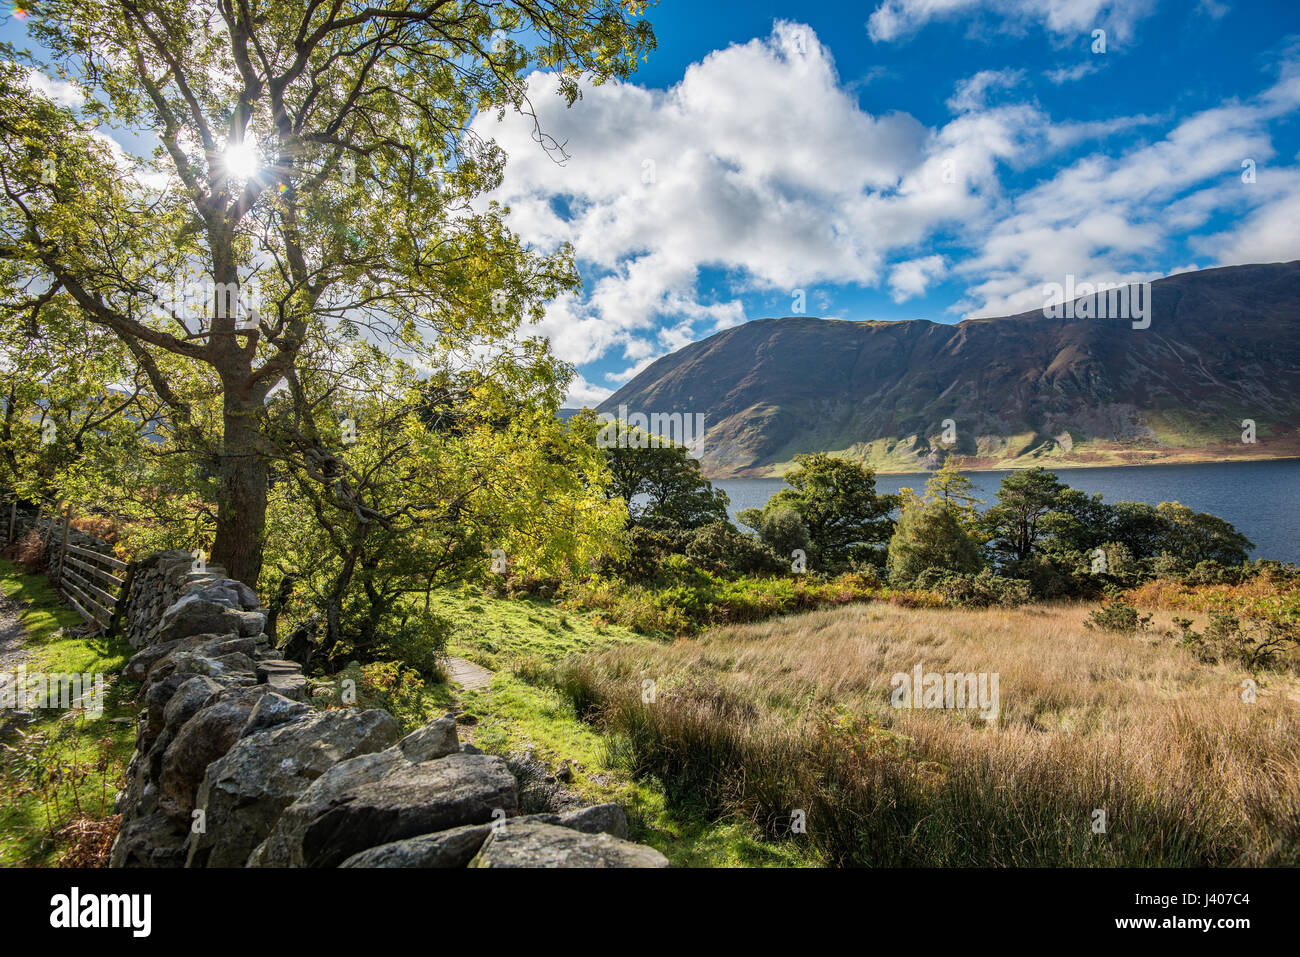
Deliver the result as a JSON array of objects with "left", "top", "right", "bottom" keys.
[{"left": 596, "top": 261, "right": 1300, "bottom": 477}]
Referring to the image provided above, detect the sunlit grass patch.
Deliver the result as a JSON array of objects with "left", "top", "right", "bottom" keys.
[{"left": 0, "top": 559, "right": 136, "bottom": 867}]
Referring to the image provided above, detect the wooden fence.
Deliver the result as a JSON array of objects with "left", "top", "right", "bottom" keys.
[{"left": 7, "top": 501, "right": 130, "bottom": 633}]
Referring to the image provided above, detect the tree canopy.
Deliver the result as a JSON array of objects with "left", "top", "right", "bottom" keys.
[
  {"left": 749, "top": 453, "right": 896, "bottom": 572},
  {"left": 0, "top": 0, "right": 656, "bottom": 584}
]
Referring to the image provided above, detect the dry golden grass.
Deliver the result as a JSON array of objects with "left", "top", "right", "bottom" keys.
[{"left": 555, "top": 601, "right": 1300, "bottom": 866}]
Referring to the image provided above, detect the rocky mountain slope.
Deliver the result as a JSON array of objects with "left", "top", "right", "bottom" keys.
[{"left": 597, "top": 261, "right": 1300, "bottom": 476}]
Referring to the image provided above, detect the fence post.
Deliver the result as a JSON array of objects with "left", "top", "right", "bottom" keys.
[
  {"left": 56, "top": 503, "right": 72, "bottom": 586},
  {"left": 7, "top": 500, "right": 14, "bottom": 544},
  {"left": 106, "top": 559, "right": 135, "bottom": 639}
]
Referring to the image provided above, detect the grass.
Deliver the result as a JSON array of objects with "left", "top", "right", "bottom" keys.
[
  {"left": 427, "top": 587, "right": 646, "bottom": 669},
  {"left": 420, "top": 586, "right": 808, "bottom": 865},
  {"left": 0, "top": 558, "right": 137, "bottom": 867},
  {"left": 544, "top": 600, "right": 1300, "bottom": 866}
]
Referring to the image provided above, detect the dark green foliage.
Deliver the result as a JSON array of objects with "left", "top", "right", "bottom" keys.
[
  {"left": 887, "top": 500, "right": 984, "bottom": 583},
  {"left": 753, "top": 507, "right": 810, "bottom": 561},
  {"left": 601, "top": 435, "right": 730, "bottom": 530},
  {"left": 914, "top": 568, "right": 1032, "bottom": 607},
  {"left": 1084, "top": 601, "right": 1152, "bottom": 633},
  {"left": 750, "top": 454, "right": 896, "bottom": 573},
  {"left": 685, "top": 522, "right": 783, "bottom": 576},
  {"left": 1154, "top": 503, "right": 1253, "bottom": 566},
  {"left": 980, "top": 467, "right": 1067, "bottom": 564},
  {"left": 976, "top": 468, "right": 1255, "bottom": 599},
  {"left": 603, "top": 523, "right": 693, "bottom": 582}
]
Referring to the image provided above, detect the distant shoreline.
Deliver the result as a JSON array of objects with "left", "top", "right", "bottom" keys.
[{"left": 708, "top": 453, "right": 1300, "bottom": 480}]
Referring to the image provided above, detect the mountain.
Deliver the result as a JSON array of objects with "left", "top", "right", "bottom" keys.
[{"left": 597, "top": 261, "right": 1300, "bottom": 477}]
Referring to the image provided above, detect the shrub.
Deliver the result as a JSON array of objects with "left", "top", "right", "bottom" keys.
[
  {"left": 685, "top": 522, "right": 783, "bottom": 575},
  {"left": 70, "top": 515, "right": 120, "bottom": 544},
  {"left": 1084, "top": 600, "right": 1152, "bottom": 633},
  {"left": 917, "top": 569, "right": 1032, "bottom": 608},
  {"left": 8, "top": 528, "right": 48, "bottom": 572},
  {"left": 602, "top": 524, "right": 692, "bottom": 583},
  {"left": 755, "top": 507, "right": 811, "bottom": 562},
  {"left": 331, "top": 660, "right": 438, "bottom": 733},
  {"left": 380, "top": 613, "right": 451, "bottom": 679},
  {"left": 1173, "top": 613, "right": 1297, "bottom": 670},
  {"left": 558, "top": 567, "right": 933, "bottom": 636}
]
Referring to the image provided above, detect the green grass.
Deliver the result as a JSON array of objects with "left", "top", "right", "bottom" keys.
[
  {"left": 0, "top": 559, "right": 137, "bottom": 867},
  {"left": 454, "top": 668, "right": 808, "bottom": 867},
  {"left": 421, "top": 586, "right": 813, "bottom": 866},
  {"left": 427, "top": 587, "right": 645, "bottom": 669}
]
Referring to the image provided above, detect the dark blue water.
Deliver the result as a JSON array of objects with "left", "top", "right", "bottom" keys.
[{"left": 713, "top": 460, "right": 1300, "bottom": 564}]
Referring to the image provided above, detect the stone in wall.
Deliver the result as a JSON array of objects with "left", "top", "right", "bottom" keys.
[{"left": 109, "top": 551, "right": 669, "bottom": 869}]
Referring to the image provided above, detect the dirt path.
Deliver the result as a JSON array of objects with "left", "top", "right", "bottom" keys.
[
  {"left": 444, "top": 655, "right": 493, "bottom": 691},
  {"left": 0, "top": 591, "right": 29, "bottom": 676},
  {"left": 0, "top": 591, "right": 33, "bottom": 737}
]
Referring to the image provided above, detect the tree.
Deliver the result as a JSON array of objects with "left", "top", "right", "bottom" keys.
[
  {"left": 980, "top": 467, "right": 1066, "bottom": 565},
  {"left": 1, "top": 1, "right": 656, "bottom": 583},
  {"left": 1037, "top": 487, "right": 1112, "bottom": 556},
  {"left": 760, "top": 453, "right": 896, "bottom": 571},
  {"left": 570, "top": 412, "right": 728, "bottom": 530},
  {"left": 1105, "top": 501, "right": 1171, "bottom": 559},
  {"left": 265, "top": 344, "right": 623, "bottom": 671},
  {"left": 0, "top": 292, "right": 158, "bottom": 510},
  {"left": 887, "top": 499, "right": 984, "bottom": 583},
  {"left": 755, "top": 506, "right": 811, "bottom": 561},
  {"left": 923, "top": 460, "right": 983, "bottom": 525},
  {"left": 1155, "top": 502, "right": 1253, "bottom": 566},
  {"left": 685, "top": 521, "right": 782, "bottom": 576}
]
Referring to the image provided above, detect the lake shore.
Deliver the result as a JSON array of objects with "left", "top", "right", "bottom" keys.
[
  {"left": 712, "top": 458, "right": 1300, "bottom": 564},
  {"left": 708, "top": 450, "right": 1300, "bottom": 479}
]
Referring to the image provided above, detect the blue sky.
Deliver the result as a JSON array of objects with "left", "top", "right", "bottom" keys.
[
  {"left": 469, "top": 0, "right": 1300, "bottom": 404},
  {"left": 7, "top": 2, "right": 1300, "bottom": 406}
]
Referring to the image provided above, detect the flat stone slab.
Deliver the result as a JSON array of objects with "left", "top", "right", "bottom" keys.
[
  {"left": 471, "top": 821, "right": 669, "bottom": 868},
  {"left": 445, "top": 656, "right": 492, "bottom": 691}
]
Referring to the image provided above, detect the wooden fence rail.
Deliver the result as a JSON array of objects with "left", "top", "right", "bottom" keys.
[{"left": 6, "top": 501, "right": 130, "bottom": 633}]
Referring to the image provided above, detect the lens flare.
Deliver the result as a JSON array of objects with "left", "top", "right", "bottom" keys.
[{"left": 221, "top": 140, "right": 260, "bottom": 180}]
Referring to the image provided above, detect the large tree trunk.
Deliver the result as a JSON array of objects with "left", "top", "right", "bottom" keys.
[{"left": 211, "top": 394, "right": 269, "bottom": 586}]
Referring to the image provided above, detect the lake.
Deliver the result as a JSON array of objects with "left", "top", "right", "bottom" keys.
[{"left": 712, "top": 459, "right": 1300, "bottom": 564}]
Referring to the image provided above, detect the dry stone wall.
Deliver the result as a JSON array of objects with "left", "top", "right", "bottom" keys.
[{"left": 109, "top": 550, "right": 668, "bottom": 868}]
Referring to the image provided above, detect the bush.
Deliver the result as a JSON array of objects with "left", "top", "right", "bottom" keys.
[
  {"left": 755, "top": 507, "right": 811, "bottom": 562},
  {"left": 1084, "top": 601, "right": 1152, "bottom": 633},
  {"left": 7, "top": 528, "right": 48, "bottom": 572},
  {"left": 1173, "top": 613, "right": 1297, "bottom": 671},
  {"left": 685, "top": 522, "right": 783, "bottom": 576},
  {"left": 1182, "top": 560, "right": 1246, "bottom": 587},
  {"left": 379, "top": 613, "right": 451, "bottom": 679},
  {"left": 558, "top": 566, "right": 935, "bottom": 636},
  {"left": 917, "top": 569, "right": 1032, "bottom": 608},
  {"left": 601, "top": 524, "right": 692, "bottom": 583},
  {"left": 329, "top": 660, "right": 439, "bottom": 733}
]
